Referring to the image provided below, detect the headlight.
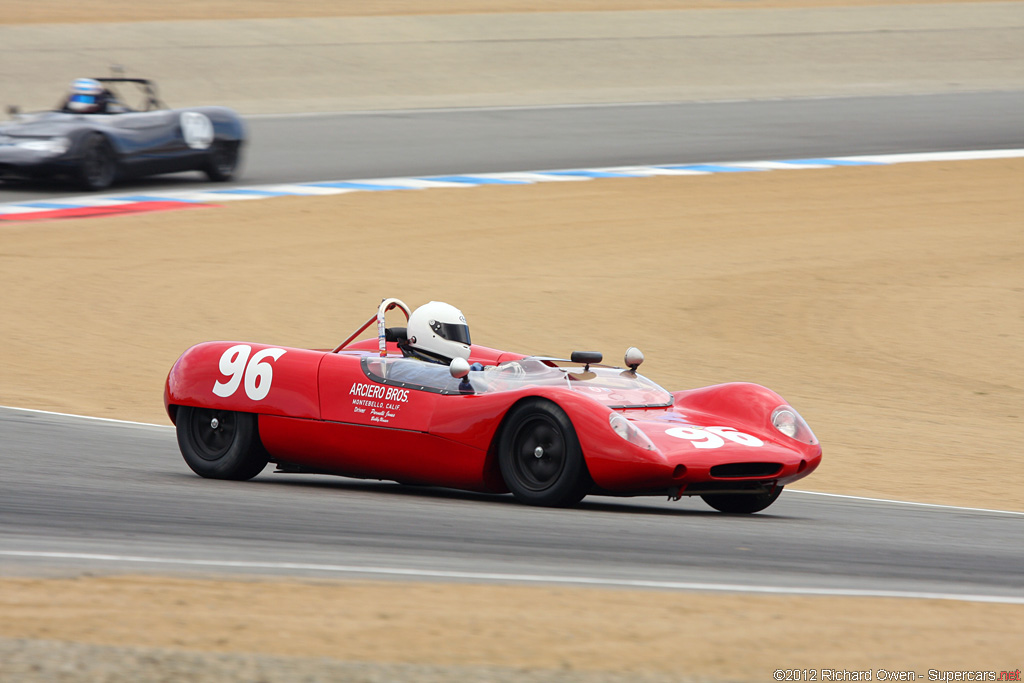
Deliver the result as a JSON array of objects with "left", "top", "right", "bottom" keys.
[
  {"left": 16, "top": 137, "right": 70, "bottom": 155},
  {"left": 771, "top": 405, "right": 817, "bottom": 445},
  {"left": 609, "top": 412, "right": 657, "bottom": 451}
]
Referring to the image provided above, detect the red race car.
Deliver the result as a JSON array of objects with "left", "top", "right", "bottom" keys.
[{"left": 164, "top": 298, "right": 821, "bottom": 513}]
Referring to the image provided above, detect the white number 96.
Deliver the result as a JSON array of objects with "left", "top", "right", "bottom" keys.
[
  {"left": 665, "top": 426, "right": 764, "bottom": 449},
  {"left": 212, "top": 344, "right": 287, "bottom": 401}
]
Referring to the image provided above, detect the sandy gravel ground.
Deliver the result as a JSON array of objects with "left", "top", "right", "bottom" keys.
[
  {"left": 1, "top": 576, "right": 1022, "bottom": 682},
  {"left": 1, "top": 0, "right": 1008, "bottom": 24},
  {"left": 3, "top": 2, "right": 1021, "bottom": 113},
  {"left": 2, "top": 160, "right": 1021, "bottom": 511}
]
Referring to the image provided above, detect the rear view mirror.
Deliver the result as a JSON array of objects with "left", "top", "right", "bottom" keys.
[{"left": 449, "top": 357, "right": 470, "bottom": 379}]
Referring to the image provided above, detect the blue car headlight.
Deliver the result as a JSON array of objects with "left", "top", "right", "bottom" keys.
[
  {"left": 771, "top": 405, "right": 818, "bottom": 445},
  {"left": 16, "top": 137, "right": 71, "bottom": 155}
]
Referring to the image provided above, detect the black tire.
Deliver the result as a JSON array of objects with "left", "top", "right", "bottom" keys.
[
  {"left": 175, "top": 406, "right": 269, "bottom": 480},
  {"left": 76, "top": 134, "right": 117, "bottom": 191},
  {"left": 204, "top": 140, "right": 240, "bottom": 182},
  {"left": 701, "top": 486, "right": 783, "bottom": 514},
  {"left": 498, "top": 399, "right": 591, "bottom": 507}
]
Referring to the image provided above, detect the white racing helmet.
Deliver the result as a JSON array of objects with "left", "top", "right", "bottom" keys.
[{"left": 406, "top": 301, "right": 471, "bottom": 363}]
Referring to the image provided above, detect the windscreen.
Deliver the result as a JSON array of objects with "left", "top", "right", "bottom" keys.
[
  {"left": 362, "top": 356, "right": 673, "bottom": 407},
  {"left": 474, "top": 358, "right": 673, "bottom": 408}
]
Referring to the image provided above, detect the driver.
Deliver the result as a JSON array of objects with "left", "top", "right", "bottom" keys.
[
  {"left": 64, "top": 78, "right": 105, "bottom": 113},
  {"left": 63, "top": 78, "right": 125, "bottom": 114},
  {"left": 382, "top": 301, "right": 473, "bottom": 389},
  {"left": 402, "top": 301, "right": 472, "bottom": 364}
]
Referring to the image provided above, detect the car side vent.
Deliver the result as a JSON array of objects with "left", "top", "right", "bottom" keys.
[{"left": 710, "top": 462, "right": 783, "bottom": 478}]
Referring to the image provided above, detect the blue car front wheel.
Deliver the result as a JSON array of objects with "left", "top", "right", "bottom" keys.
[{"left": 76, "top": 133, "right": 117, "bottom": 191}]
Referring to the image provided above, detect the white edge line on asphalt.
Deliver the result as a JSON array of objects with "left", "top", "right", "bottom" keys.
[
  {"left": 0, "top": 405, "right": 172, "bottom": 429},
  {"left": 2, "top": 404, "right": 1023, "bottom": 516},
  {"left": 0, "top": 550, "right": 1021, "bottom": 605},
  {"left": 787, "top": 490, "right": 1024, "bottom": 516},
  {"left": 834, "top": 149, "right": 1024, "bottom": 164}
]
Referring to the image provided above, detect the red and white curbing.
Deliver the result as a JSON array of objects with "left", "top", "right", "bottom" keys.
[{"left": 2, "top": 148, "right": 1022, "bottom": 222}]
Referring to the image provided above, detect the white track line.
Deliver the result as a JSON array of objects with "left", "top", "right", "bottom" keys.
[
  {"left": 788, "top": 490, "right": 1024, "bottom": 516},
  {"left": 0, "top": 550, "right": 1021, "bottom": 605},
  {"left": 3, "top": 405, "right": 1021, "bottom": 516},
  {"left": 835, "top": 149, "right": 1024, "bottom": 164},
  {"left": 0, "top": 405, "right": 171, "bottom": 429}
]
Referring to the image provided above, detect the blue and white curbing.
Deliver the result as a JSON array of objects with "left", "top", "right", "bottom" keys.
[{"left": 2, "top": 148, "right": 1022, "bottom": 218}]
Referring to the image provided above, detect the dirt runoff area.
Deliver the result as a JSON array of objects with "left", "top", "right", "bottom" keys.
[
  {"left": 1, "top": 160, "right": 1022, "bottom": 680},
  {"left": 1, "top": 576, "right": 1022, "bottom": 682},
  {"left": 1, "top": 159, "right": 1021, "bottom": 511},
  {"left": 1, "top": 0, "right": 1003, "bottom": 24}
]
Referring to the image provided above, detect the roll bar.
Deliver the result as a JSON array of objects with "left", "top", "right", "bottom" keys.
[{"left": 332, "top": 298, "right": 412, "bottom": 354}]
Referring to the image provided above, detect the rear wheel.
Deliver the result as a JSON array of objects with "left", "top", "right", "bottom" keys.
[
  {"left": 701, "top": 486, "right": 783, "bottom": 514},
  {"left": 204, "top": 140, "right": 240, "bottom": 181},
  {"left": 76, "top": 134, "right": 117, "bottom": 191},
  {"left": 176, "top": 406, "right": 269, "bottom": 480},
  {"left": 498, "top": 399, "right": 590, "bottom": 507}
]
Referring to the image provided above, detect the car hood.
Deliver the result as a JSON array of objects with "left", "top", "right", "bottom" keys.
[
  {"left": 1, "top": 113, "right": 90, "bottom": 137},
  {"left": 618, "top": 384, "right": 819, "bottom": 459},
  {"left": 628, "top": 409, "right": 781, "bottom": 453}
]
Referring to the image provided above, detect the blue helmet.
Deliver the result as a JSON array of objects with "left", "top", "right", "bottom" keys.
[{"left": 67, "top": 78, "right": 104, "bottom": 113}]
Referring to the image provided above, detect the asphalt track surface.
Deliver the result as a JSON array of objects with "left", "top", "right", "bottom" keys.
[
  {"left": 2, "top": 90, "right": 1023, "bottom": 202},
  {"left": 1, "top": 407, "right": 1023, "bottom": 601}
]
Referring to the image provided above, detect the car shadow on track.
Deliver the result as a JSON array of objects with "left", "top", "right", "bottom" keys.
[
  {"left": 238, "top": 473, "right": 788, "bottom": 519},
  {"left": 0, "top": 172, "right": 227, "bottom": 198}
]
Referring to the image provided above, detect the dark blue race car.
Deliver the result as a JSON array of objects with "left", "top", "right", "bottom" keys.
[{"left": 0, "top": 78, "right": 245, "bottom": 191}]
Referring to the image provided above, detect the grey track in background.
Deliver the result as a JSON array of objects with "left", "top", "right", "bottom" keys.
[
  {"left": 3, "top": 90, "right": 1023, "bottom": 202},
  {"left": 240, "top": 91, "right": 1024, "bottom": 182},
  {"left": 2, "top": 408, "right": 1022, "bottom": 598}
]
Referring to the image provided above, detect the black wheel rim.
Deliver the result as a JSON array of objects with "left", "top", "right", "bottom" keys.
[
  {"left": 83, "top": 142, "right": 114, "bottom": 187},
  {"left": 188, "top": 409, "right": 236, "bottom": 461},
  {"left": 212, "top": 144, "right": 237, "bottom": 175},
  {"left": 509, "top": 415, "right": 566, "bottom": 491}
]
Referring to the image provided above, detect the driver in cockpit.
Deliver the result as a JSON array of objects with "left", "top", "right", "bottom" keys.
[
  {"left": 63, "top": 78, "right": 126, "bottom": 114},
  {"left": 401, "top": 301, "right": 472, "bottom": 364},
  {"left": 379, "top": 301, "right": 475, "bottom": 388}
]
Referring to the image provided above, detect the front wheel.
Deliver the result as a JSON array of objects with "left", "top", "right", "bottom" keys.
[
  {"left": 76, "top": 133, "right": 117, "bottom": 191},
  {"left": 203, "top": 140, "right": 240, "bottom": 182},
  {"left": 176, "top": 406, "right": 269, "bottom": 480},
  {"left": 701, "top": 486, "right": 783, "bottom": 514},
  {"left": 498, "top": 399, "right": 591, "bottom": 507}
]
